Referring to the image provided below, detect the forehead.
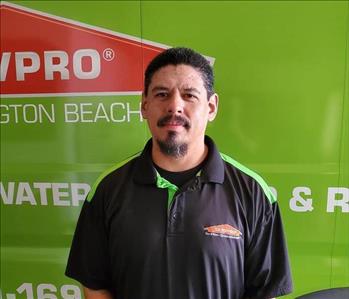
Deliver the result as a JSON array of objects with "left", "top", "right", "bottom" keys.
[{"left": 149, "top": 64, "right": 205, "bottom": 89}]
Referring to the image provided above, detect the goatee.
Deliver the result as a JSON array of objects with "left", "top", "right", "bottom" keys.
[
  {"left": 156, "top": 114, "right": 190, "bottom": 158},
  {"left": 157, "top": 131, "right": 188, "bottom": 158}
]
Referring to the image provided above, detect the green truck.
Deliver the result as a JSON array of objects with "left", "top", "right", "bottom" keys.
[{"left": 1, "top": 1, "right": 348, "bottom": 298}]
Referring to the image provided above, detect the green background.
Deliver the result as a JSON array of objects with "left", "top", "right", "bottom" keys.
[{"left": 1, "top": 1, "right": 348, "bottom": 298}]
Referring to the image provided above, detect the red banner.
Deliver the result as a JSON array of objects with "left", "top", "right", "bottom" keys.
[{"left": 0, "top": 2, "right": 168, "bottom": 96}]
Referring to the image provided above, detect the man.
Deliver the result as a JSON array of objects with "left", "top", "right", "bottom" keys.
[{"left": 66, "top": 47, "right": 293, "bottom": 299}]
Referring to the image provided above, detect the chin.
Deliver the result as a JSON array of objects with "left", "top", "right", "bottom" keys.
[
  {"left": 167, "top": 130, "right": 178, "bottom": 139},
  {"left": 156, "top": 134, "right": 188, "bottom": 158}
]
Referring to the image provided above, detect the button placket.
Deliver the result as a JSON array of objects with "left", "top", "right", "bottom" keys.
[{"left": 168, "top": 193, "right": 185, "bottom": 234}]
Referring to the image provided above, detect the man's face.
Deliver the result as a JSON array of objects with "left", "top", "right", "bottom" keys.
[{"left": 141, "top": 64, "right": 218, "bottom": 157}]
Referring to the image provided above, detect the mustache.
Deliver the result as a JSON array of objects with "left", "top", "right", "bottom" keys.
[{"left": 157, "top": 114, "right": 191, "bottom": 129}]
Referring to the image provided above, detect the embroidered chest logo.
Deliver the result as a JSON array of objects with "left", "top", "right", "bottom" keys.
[{"left": 204, "top": 224, "right": 242, "bottom": 239}]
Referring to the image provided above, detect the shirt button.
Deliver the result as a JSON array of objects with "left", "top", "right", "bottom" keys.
[{"left": 172, "top": 212, "right": 179, "bottom": 220}]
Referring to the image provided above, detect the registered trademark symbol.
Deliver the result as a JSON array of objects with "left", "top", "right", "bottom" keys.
[{"left": 103, "top": 48, "right": 115, "bottom": 61}]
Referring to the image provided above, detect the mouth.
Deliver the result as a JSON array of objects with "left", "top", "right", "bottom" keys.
[
  {"left": 163, "top": 121, "right": 183, "bottom": 128},
  {"left": 157, "top": 115, "right": 190, "bottom": 130}
]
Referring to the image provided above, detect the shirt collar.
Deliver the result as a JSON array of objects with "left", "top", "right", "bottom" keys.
[
  {"left": 133, "top": 136, "right": 225, "bottom": 185},
  {"left": 133, "top": 139, "right": 157, "bottom": 185},
  {"left": 200, "top": 135, "right": 225, "bottom": 184}
]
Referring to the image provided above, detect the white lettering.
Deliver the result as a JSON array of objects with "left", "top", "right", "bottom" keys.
[
  {"left": 63, "top": 102, "right": 142, "bottom": 123},
  {"left": 64, "top": 103, "right": 79, "bottom": 123},
  {"left": 23, "top": 104, "right": 38, "bottom": 123},
  {"left": 289, "top": 186, "right": 314, "bottom": 212},
  {"left": 33, "top": 182, "right": 51, "bottom": 205},
  {"left": 0, "top": 52, "right": 11, "bottom": 81},
  {"left": 8, "top": 104, "right": 21, "bottom": 123},
  {"left": 15, "top": 52, "right": 40, "bottom": 81},
  {"left": 0, "top": 104, "right": 55, "bottom": 124},
  {"left": 60, "top": 284, "right": 81, "bottom": 299},
  {"left": 17, "top": 283, "right": 34, "bottom": 298},
  {"left": 16, "top": 182, "right": 36, "bottom": 205},
  {"left": 37, "top": 283, "right": 57, "bottom": 299},
  {"left": 52, "top": 183, "right": 70, "bottom": 206},
  {"left": 80, "top": 103, "right": 93, "bottom": 122},
  {"left": 3, "top": 49, "right": 102, "bottom": 82},
  {"left": 44, "top": 51, "right": 69, "bottom": 80},
  {"left": 327, "top": 187, "right": 349, "bottom": 213},
  {"left": 126, "top": 102, "right": 142, "bottom": 122},
  {"left": 94, "top": 102, "right": 110, "bottom": 122},
  {"left": 15, "top": 282, "right": 81, "bottom": 299},
  {"left": 73, "top": 49, "right": 100, "bottom": 79},
  {"left": 71, "top": 183, "right": 90, "bottom": 206},
  {"left": 0, "top": 104, "right": 9, "bottom": 124},
  {"left": 38, "top": 104, "right": 55, "bottom": 123},
  {"left": 1, "top": 182, "right": 91, "bottom": 206},
  {"left": 0, "top": 181, "right": 15, "bottom": 204},
  {"left": 110, "top": 102, "right": 126, "bottom": 122}
]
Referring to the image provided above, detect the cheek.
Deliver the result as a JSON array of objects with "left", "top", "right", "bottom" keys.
[
  {"left": 146, "top": 111, "right": 162, "bottom": 129},
  {"left": 147, "top": 117, "right": 157, "bottom": 129},
  {"left": 191, "top": 107, "right": 209, "bottom": 124}
]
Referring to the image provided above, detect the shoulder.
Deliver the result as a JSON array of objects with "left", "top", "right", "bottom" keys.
[
  {"left": 219, "top": 153, "right": 281, "bottom": 248},
  {"left": 86, "top": 152, "right": 141, "bottom": 202},
  {"left": 220, "top": 152, "right": 276, "bottom": 205}
]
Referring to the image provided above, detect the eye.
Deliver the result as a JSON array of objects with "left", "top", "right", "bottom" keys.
[
  {"left": 155, "top": 92, "right": 168, "bottom": 99},
  {"left": 183, "top": 93, "right": 198, "bottom": 101}
]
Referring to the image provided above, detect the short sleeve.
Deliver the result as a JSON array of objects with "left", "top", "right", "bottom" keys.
[
  {"left": 244, "top": 201, "right": 293, "bottom": 299},
  {"left": 65, "top": 186, "right": 111, "bottom": 290}
]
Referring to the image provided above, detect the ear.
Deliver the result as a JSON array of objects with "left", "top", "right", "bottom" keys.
[
  {"left": 141, "top": 93, "right": 148, "bottom": 119},
  {"left": 207, "top": 93, "right": 219, "bottom": 122}
]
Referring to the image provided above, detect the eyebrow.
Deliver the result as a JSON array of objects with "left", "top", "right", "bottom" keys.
[
  {"left": 151, "top": 86, "right": 201, "bottom": 94},
  {"left": 151, "top": 86, "right": 169, "bottom": 93},
  {"left": 183, "top": 87, "right": 201, "bottom": 94}
]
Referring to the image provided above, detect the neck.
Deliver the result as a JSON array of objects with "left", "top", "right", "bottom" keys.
[{"left": 151, "top": 137, "right": 207, "bottom": 172}]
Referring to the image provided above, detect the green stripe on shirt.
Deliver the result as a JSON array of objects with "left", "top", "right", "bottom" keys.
[
  {"left": 220, "top": 153, "right": 276, "bottom": 204},
  {"left": 86, "top": 153, "right": 141, "bottom": 202}
]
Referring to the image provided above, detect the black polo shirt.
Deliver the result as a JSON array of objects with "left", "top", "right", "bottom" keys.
[{"left": 66, "top": 136, "right": 293, "bottom": 299}]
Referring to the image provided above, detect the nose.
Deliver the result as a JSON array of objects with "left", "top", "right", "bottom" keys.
[{"left": 167, "top": 91, "right": 183, "bottom": 114}]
